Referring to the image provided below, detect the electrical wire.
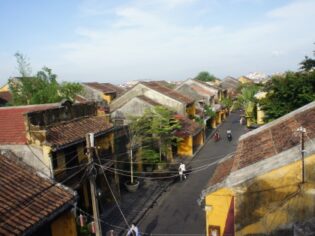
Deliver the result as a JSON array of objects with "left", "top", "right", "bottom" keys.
[{"left": 95, "top": 151, "right": 130, "bottom": 229}]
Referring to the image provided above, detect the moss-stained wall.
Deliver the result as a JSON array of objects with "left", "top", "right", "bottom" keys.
[
  {"left": 206, "top": 153, "right": 315, "bottom": 236},
  {"left": 51, "top": 211, "right": 77, "bottom": 236},
  {"left": 235, "top": 153, "right": 315, "bottom": 235}
]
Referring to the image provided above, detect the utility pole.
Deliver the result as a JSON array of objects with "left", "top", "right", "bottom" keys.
[
  {"left": 297, "top": 127, "right": 306, "bottom": 184},
  {"left": 86, "top": 133, "right": 103, "bottom": 236}
]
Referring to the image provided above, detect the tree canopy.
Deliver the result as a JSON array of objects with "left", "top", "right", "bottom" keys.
[
  {"left": 9, "top": 53, "right": 82, "bottom": 105},
  {"left": 194, "top": 71, "right": 217, "bottom": 82},
  {"left": 128, "top": 106, "right": 182, "bottom": 162},
  {"left": 260, "top": 71, "right": 315, "bottom": 121}
]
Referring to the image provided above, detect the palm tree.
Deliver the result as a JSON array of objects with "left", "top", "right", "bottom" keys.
[{"left": 236, "top": 85, "right": 260, "bottom": 127}]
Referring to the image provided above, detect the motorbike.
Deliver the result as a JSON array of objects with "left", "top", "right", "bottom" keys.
[
  {"left": 213, "top": 132, "right": 220, "bottom": 142},
  {"left": 227, "top": 133, "right": 232, "bottom": 142}
]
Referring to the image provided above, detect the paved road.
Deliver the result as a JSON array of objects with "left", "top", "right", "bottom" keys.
[{"left": 138, "top": 111, "right": 248, "bottom": 235}]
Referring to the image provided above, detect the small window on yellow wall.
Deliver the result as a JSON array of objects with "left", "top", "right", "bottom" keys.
[{"left": 209, "top": 225, "right": 220, "bottom": 236}]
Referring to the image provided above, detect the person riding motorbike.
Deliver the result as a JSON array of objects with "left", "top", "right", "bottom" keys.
[
  {"left": 227, "top": 130, "right": 232, "bottom": 141},
  {"left": 213, "top": 131, "right": 220, "bottom": 142}
]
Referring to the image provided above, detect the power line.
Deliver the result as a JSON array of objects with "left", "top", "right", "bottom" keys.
[{"left": 95, "top": 151, "right": 130, "bottom": 228}]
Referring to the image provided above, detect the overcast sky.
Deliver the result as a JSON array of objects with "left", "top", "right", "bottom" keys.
[{"left": 0, "top": 0, "right": 314, "bottom": 85}]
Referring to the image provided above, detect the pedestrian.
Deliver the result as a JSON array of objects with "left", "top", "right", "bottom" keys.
[
  {"left": 178, "top": 163, "right": 186, "bottom": 181},
  {"left": 126, "top": 223, "right": 140, "bottom": 236}
]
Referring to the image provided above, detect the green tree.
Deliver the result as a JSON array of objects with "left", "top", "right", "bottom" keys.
[
  {"left": 194, "top": 71, "right": 216, "bottom": 82},
  {"left": 9, "top": 53, "right": 82, "bottom": 105},
  {"left": 14, "top": 52, "right": 32, "bottom": 77},
  {"left": 260, "top": 71, "right": 315, "bottom": 121},
  {"left": 299, "top": 56, "right": 315, "bottom": 72},
  {"left": 148, "top": 106, "right": 182, "bottom": 162},
  {"left": 235, "top": 84, "right": 260, "bottom": 126}
]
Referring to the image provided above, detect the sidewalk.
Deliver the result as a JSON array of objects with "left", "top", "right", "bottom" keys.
[{"left": 101, "top": 178, "right": 174, "bottom": 235}]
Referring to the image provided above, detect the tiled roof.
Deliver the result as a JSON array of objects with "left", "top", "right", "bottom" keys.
[
  {"left": 46, "top": 116, "right": 113, "bottom": 150},
  {"left": 101, "top": 83, "right": 125, "bottom": 95},
  {"left": 0, "top": 154, "right": 76, "bottom": 236},
  {"left": 208, "top": 101, "right": 315, "bottom": 188},
  {"left": 84, "top": 82, "right": 124, "bottom": 94},
  {"left": 190, "top": 84, "right": 216, "bottom": 97},
  {"left": 142, "top": 82, "right": 194, "bottom": 104},
  {"left": 0, "top": 104, "right": 58, "bottom": 144},
  {"left": 75, "top": 95, "right": 88, "bottom": 103},
  {"left": 208, "top": 155, "right": 235, "bottom": 186},
  {"left": 174, "top": 114, "right": 203, "bottom": 137},
  {"left": 137, "top": 95, "right": 161, "bottom": 106},
  {"left": 0, "top": 91, "right": 12, "bottom": 102}
]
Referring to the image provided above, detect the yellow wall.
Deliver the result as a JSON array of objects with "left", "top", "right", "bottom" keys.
[
  {"left": 186, "top": 104, "right": 196, "bottom": 117},
  {"left": 0, "top": 84, "right": 9, "bottom": 92},
  {"left": 103, "top": 94, "right": 113, "bottom": 104},
  {"left": 256, "top": 104, "right": 265, "bottom": 125},
  {"left": 177, "top": 136, "right": 193, "bottom": 157},
  {"left": 215, "top": 112, "right": 221, "bottom": 125},
  {"left": 195, "top": 131, "right": 204, "bottom": 146},
  {"left": 205, "top": 188, "right": 234, "bottom": 236},
  {"left": 51, "top": 211, "right": 77, "bottom": 236},
  {"left": 239, "top": 76, "right": 253, "bottom": 84},
  {"left": 206, "top": 153, "right": 315, "bottom": 236}
]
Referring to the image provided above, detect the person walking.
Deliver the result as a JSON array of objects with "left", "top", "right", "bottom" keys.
[
  {"left": 178, "top": 163, "right": 186, "bottom": 181},
  {"left": 126, "top": 223, "right": 140, "bottom": 236}
]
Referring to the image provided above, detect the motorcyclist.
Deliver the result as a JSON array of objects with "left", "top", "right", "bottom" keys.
[
  {"left": 213, "top": 131, "right": 220, "bottom": 142},
  {"left": 227, "top": 130, "right": 232, "bottom": 141}
]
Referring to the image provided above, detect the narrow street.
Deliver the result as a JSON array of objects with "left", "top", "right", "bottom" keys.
[{"left": 138, "top": 111, "right": 248, "bottom": 235}]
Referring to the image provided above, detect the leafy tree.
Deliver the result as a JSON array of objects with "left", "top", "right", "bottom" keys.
[
  {"left": 299, "top": 56, "right": 315, "bottom": 72},
  {"left": 9, "top": 53, "right": 82, "bottom": 105},
  {"left": 299, "top": 44, "right": 315, "bottom": 72},
  {"left": 260, "top": 71, "right": 315, "bottom": 121},
  {"left": 221, "top": 97, "right": 233, "bottom": 111},
  {"left": 14, "top": 52, "right": 32, "bottom": 77},
  {"left": 128, "top": 106, "right": 182, "bottom": 163},
  {"left": 194, "top": 71, "right": 216, "bottom": 82},
  {"left": 235, "top": 84, "right": 261, "bottom": 126}
]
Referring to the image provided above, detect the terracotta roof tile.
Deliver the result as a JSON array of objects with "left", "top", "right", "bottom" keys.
[
  {"left": 0, "top": 154, "right": 76, "bottom": 235},
  {"left": 208, "top": 156, "right": 235, "bottom": 186},
  {"left": 208, "top": 101, "right": 315, "bottom": 188},
  {"left": 142, "top": 82, "right": 194, "bottom": 104},
  {"left": 46, "top": 116, "right": 113, "bottom": 149},
  {"left": 174, "top": 114, "right": 203, "bottom": 137},
  {"left": 0, "top": 104, "right": 58, "bottom": 144},
  {"left": 84, "top": 82, "right": 124, "bottom": 95},
  {"left": 231, "top": 102, "right": 315, "bottom": 172}
]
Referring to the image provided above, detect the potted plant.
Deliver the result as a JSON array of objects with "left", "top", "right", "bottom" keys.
[{"left": 124, "top": 149, "right": 140, "bottom": 192}]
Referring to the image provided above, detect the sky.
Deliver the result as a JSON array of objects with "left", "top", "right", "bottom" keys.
[{"left": 0, "top": 0, "right": 314, "bottom": 85}]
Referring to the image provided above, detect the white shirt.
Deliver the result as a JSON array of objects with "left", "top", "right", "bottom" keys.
[
  {"left": 127, "top": 225, "right": 140, "bottom": 236},
  {"left": 179, "top": 164, "right": 186, "bottom": 174}
]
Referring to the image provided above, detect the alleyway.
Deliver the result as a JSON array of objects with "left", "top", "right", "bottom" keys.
[
  {"left": 101, "top": 111, "right": 248, "bottom": 235},
  {"left": 138, "top": 111, "right": 248, "bottom": 235}
]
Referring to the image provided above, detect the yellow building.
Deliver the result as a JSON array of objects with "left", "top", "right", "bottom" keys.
[
  {"left": 175, "top": 114, "right": 204, "bottom": 157},
  {"left": 201, "top": 101, "right": 315, "bottom": 236},
  {"left": 0, "top": 101, "right": 118, "bottom": 213},
  {"left": 238, "top": 76, "right": 253, "bottom": 84}
]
